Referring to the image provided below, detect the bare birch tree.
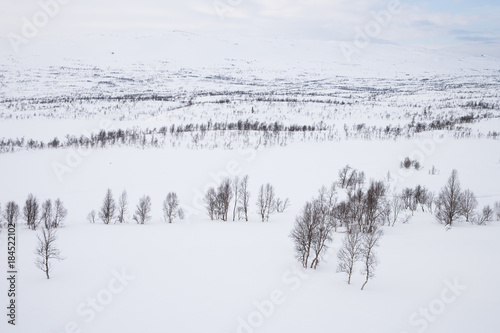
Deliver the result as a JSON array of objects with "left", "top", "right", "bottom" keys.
[
  {"left": 238, "top": 175, "right": 250, "bottom": 221},
  {"left": 99, "top": 189, "right": 116, "bottom": 225},
  {"left": 435, "top": 170, "right": 463, "bottom": 227},
  {"left": 23, "top": 194, "right": 39, "bottom": 230},
  {"left": 52, "top": 199, "right": 67, "bottom": 228},
  {"left": 116, "top": 190, "right": 128, "bottom": 223},
  {"left": 162, "top": 192, "right": 179, "bottom": 223},
  {"left": 34, "top": 227, "right": 64, "bottom": 279},
  {"left": 232, "top": 176, "right": 239, "bottom": 221},
  {"left": 290, "top": 201, "right": 321, "bottom": 269},
  {"left": 460, "top": 189, "right": 477, "bottom": 223},
  {"left": 360, "top": 228, "right": 383, "bottom": 290},
  {"left": 257, "top": 183, "right": 277, "bottom": 222},
  {"left": 204, "top": 187, "right": 217, "bottom": 220},
  {"left": 133, "top": 195, "right": 152, "bottom": 224},
  {"left": 337, "top": 230, "right": 362, "bottom": 284},
  {"left": 3, "top": 201, "right": 20, "bottom": 227},
  {"left": 40, "top": 199, "right": 53, "bottom": 229}
]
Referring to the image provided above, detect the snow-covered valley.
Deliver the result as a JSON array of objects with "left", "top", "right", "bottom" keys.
[{"left": 1, "top": 32, "right": 500, "bottom": 333}]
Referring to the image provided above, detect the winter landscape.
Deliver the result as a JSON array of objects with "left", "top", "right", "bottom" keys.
[{"left": 1, "top": 1, "right": 500, "bottom": 333}]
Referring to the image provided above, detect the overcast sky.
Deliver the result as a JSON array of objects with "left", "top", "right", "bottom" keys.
[{"left": 1, "top": 0, "right": 499, "bottom": 57}]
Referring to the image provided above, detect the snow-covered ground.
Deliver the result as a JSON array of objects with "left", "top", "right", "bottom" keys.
[{"left": 0, "top": 33, "right": 499, "bottom": 333}]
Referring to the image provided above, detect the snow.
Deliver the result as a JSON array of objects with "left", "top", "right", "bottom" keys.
[{"left": 1, "top": 32, "right": 500, "bottom": 333}]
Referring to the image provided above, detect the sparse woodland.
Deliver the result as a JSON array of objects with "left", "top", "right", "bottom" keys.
[{"left": 1, "top": 166, "right": 498, "bottom": 283}]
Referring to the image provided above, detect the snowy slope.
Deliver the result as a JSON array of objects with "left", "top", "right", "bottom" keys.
[{"left": 0, "top": 33, "right": 499, "bottom": 333}]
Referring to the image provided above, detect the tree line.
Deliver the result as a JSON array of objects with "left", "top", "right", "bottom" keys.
[{"left": 1, "top": 169, "right": 498, "bottom": 281}]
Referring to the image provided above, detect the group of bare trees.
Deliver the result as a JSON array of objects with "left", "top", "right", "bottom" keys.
[
  {"left": 1, "top": 201, "right": 20, "bottom": 229},
  {"left": 88, "top": 189, "right": 183, "bottom": 225},
  {"left": 435, "top": 170, "right": 495, "bottom": 227},
  {"left": 204, "top": 176, "right": 288, "bottom": 222},
  {"left": 337, "top": 165, "right": 365, "bottom": 192},
  {"left": 204, "top": 176, "right": 250, "bottom": 221},
  {"left": 334, "top": 181, "right": 389, "bottom": 233},
  {"left": 399, "top": 185, "right": 434, "bottom": 215},
  {"left": 337, "top": 227, "right": 383, "bottom": 290},
  {"left": 0, "top": 194, "right": 68, "bottom": 231},
  {"left": 400, "top": 157, "right": 421, "bottom": 170},
  {"left": 289, "top": 191, "right": 335, "bottom": 270},
  {"left": 0, "top": 195, "right": 66, "bottom": 280},
  {"left": 289, "top": 177, "right": 385, "bottom": 290}
]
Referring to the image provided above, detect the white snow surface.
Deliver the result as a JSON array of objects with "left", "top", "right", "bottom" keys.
[{"left": 0, "top": 33, "right": 499, "bottom": 333}]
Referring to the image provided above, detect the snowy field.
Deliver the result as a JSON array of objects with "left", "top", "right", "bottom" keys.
[{"left": 1, "top": 33, "right": 500, "bottom": 333}]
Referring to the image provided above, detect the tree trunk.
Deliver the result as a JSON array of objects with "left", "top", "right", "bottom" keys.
[{"left": 361, "top": 277, "right": 368, "bottom": 290}]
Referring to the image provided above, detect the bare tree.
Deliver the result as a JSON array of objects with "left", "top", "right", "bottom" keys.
[
  {"left": 460, "top": 189, "right": 477, "bottom": 223},
  {"left": 34, "top": 227, "right": 64, "bottom": 279},
  {"left": 217, "top": 178, "right": 233, "bottom": 221},
  {"left": 162, "top": 192, "right": 179, "bottom": 223},
  {"left": 238, "top": 175, "right": 250, "bottom": 221},
  {"left": 290, "top": 201, "right": 321, "bottom": 269},
  {"left": 204, "top": 187, "right": 217, "bottom": 220},
  {"left": 276, "top": 198, "right": 290, "bottom": 213},
  {"left": 401, "top": 187, "right": 416, "bottom": 214},
  {"left": 323, "top": 183, "right": 338, "bottom": 231},
  {"left": 264, "top": 184, "right": 277, "bottom": 221},
  {"left": 87, "top": 210, "right": 96, "bottom": 223},
  {"left": 133, "top": 195, "right": 152, "bottom": 224},
  {"left": 387, "top": 195, "right": 403, "bottom": 227},
  {"left": 363, "top": 181, "right": 387, "bottom": 233},
  {"left": 477, "top": 205, "right": 493, "bottom": 225},
  {"left": 99, "top": 189, "right": 116, "bottom": 225},
  {"left": 40, "top": 199, "right": 52, "bottom": 229},
  {"left": 334, "top": 201, "right": 352, "bottom": 231},
  {"left": 52, "top": 199, "right": 67, "bottom": 228},
  {"left": 257, "top": 183, "right": 277, "bottom": 222},
  {"left": 495, "top": 202, "right": 500, "bottom": 221},
  {"left": 310, "top": 205, "right": 333, "bottom": 270},
  {"left": 435, "top": 170, "right": 463, "bottom": 227},
  {"left": 337, "top": 230, "right": 362, "bottom": 284},
  {"left": 3, "top": 201, "right": 20, "bottom": 227},
  {"left": 177, "top": 207, "right": 185, "bottom": 220},
  {"left": 414, "top": 185, "right": 429, "bottom": 212},
  {"left": 116, "top": 190, "right": 128, "bottom": 223},
  {"left": 338, "top": 165, "right": 352, "bottom": 189},
  {"left": 232, "top": 176, "right": 239, "bottom": 221},
  {"left": 23, "top": 194, "right": 39, "bottom": 230},
  {"left": 360, "top": 228, "right": 383, "bottom": 290},
  {"left": 426, "top": 191, "right": 435, "bottom": 213},
  {"left": 348, "top": 189, "right": 365, "bottom": 232}
]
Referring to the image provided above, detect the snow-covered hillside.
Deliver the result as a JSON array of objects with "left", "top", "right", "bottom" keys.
[{"left": 0, "top": 33, "right": 499, "bottom": 333}]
